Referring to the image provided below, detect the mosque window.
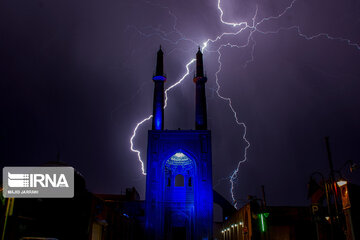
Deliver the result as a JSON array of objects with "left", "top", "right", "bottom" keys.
[{"left": 175, "top": 174, "right": 184, "bottom": 187}]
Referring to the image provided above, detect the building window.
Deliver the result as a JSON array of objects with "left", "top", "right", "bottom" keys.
[
  {"left": 168, "top": 178, "right": 171, "bottom": 187},
  {"left": 188, "top": 177, "right": 192, "bottom": 187},
  {"left": 174, "top": 174, "right": 184, "bottom": 187}
]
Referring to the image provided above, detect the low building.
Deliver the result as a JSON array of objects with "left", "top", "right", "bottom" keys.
[
  {"left": 0, "top": 162, "right": 145, "bottom": 240},
  {"left": 219, "top": 201, "right": 315, "bottom": 240}
]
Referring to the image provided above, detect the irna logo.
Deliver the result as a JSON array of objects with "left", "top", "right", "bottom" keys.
[
  {"left": 8, "top": 172, "right": 69, "bottom": 188},
  {"left": 3, "top": 167, "right": 74, "bottom": 198}
]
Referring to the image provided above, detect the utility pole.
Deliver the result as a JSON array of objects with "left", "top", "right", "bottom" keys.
[
  {"left": 325, "top": 137, "right": 335, "bottom": 184},
  {"left": 261, "top": 185, "right": 266, "bottom": 208}
]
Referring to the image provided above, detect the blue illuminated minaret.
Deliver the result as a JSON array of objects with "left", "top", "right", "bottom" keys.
[
  {"left": 194, "top": 47, "right": 207, "bottom": 130},
  {"left": 146, "top": 48, "right": 213, "bottom": 240},
  {"left": 152, "top": 46, "right": 166, "bottom": 130}
]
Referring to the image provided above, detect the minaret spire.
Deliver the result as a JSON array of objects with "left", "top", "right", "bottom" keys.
[
  {"left": 196, "top": 47, "right": 204, "bottom": 77},
  {"left": 155, "top": 45, "right": 164, "bottom": 76},
  {"left": 193, "top": 48, "right": 208, "bottom": 130},
  {"left": 152, "top": 46, "right": 166, "bottom": 130}
]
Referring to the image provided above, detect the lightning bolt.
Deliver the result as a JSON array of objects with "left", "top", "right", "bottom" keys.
[
  {"left": 128, "top": 0, "right": 360, "bottom": 208},
  {"left": 129, "top": 59, "right": 196, "bottom": 175},
  {"left": 213, "top": 46, "right": 251, "bottom": 209}
]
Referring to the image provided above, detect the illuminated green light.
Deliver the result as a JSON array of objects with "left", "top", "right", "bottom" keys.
[
  {"left": 258, "top": 212, "right": 269, "bottom": 232},
  {"left": 260, "top": 214, "right": 265, "bottom": 232}
]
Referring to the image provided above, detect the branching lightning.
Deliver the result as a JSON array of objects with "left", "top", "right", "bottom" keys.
[
  {"left": 130, "top": 115, "right": 152, "bottom": 175},
  {"left": 130, "top": 59, "right": 196, "bottom": 175},
  {"left": 128, "top": 0, "right": 360, "bottom": 208}
]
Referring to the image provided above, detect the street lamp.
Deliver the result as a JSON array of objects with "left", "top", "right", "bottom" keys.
[{"left": 336, "top": 179, "right": 347, "bottom": 188}]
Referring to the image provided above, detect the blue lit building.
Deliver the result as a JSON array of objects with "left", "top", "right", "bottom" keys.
[{"left": 145, "top": 47, "right": 213, "bottom": 239}]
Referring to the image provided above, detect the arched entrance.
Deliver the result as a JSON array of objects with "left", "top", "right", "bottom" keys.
[{"left": 163, "top": 152, "right": 195, "bottom": 239}]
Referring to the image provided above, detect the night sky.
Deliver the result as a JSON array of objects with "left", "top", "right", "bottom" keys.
[{"left": 1, "top": 0, "right": 360, "bottom": 207}]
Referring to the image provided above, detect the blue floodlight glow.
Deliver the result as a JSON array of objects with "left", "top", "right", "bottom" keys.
[
  {"left": 154, "top": 103, "right": 163, "bottom": 130},
  {"left": 146, "top": 131, "right": 213, "bottom": 239},
  {"left": 152, "top": 75, "right": 166, "bottom": 81},
  {"left": 154, "top": 116, "right": 162, "bottom": 130}
]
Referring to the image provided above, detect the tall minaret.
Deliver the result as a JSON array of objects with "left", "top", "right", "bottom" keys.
[
  {"left": 152, "top": 46, "right": 166, "bottom": 130},
  {"left": 193, "top": 47, "right": 207, "bottom": 130}
]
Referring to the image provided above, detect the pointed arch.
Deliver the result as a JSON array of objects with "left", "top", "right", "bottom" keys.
[{"left": 161, "top": 149, "right": 198, "bottom": 173}]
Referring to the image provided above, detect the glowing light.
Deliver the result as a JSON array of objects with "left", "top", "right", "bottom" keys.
[
  {"left": 202, "top": 41, "right": 208, "bottom": 50},
  {"left": 259, "top": 214, "right": 265, "bottom": 232},
  {"left": 174, "top": 152, "right": 186, "bottom": 158},
  {"left": 152, "top": 75, "right": 166, "bottom": 81},
  {"left": 337, "top": 180, "right": 347, "bottom": 187},
  {"left": 154, "top": 117, "right": 162, "bottom": 130},
  {"left": 258, "top": 213, "right": 269, "bottom": 232}
]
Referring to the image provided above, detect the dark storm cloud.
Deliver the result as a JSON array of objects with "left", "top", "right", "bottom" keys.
[{"left": 1, "top": 0, "right": 360, "bottom": 206}]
